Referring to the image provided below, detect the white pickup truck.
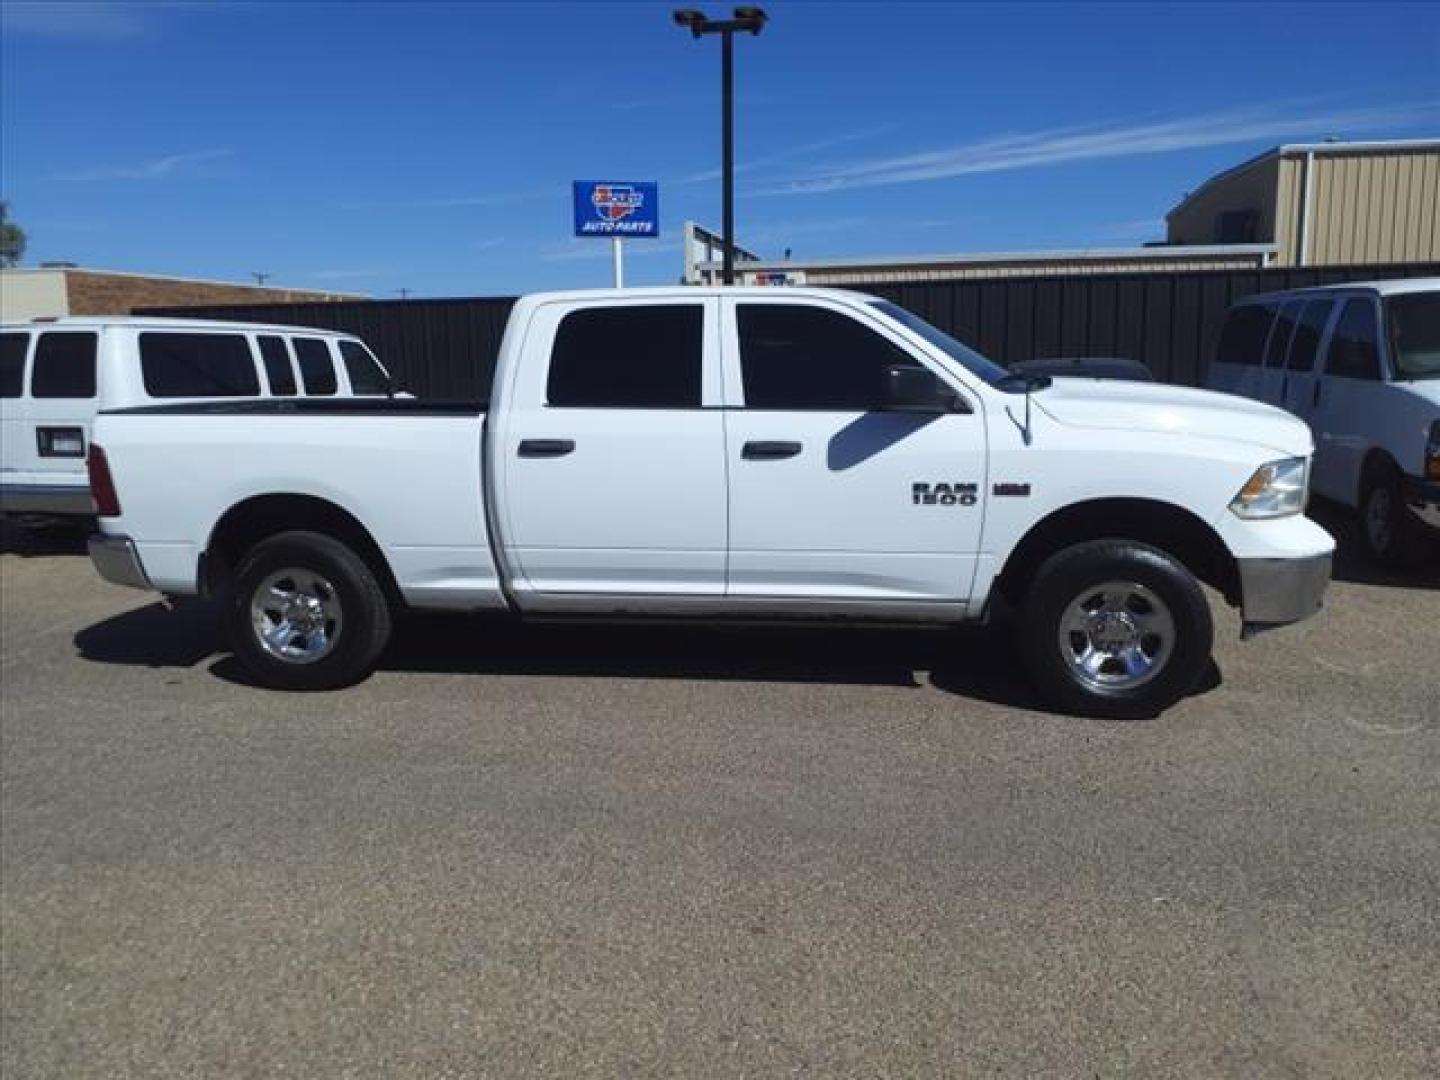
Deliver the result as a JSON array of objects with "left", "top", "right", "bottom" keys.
[{"left": 87, "top": 288, "right": 1334, "bottom": 718}]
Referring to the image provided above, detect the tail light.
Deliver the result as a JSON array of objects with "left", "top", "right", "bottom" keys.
[
  {"left": 87, "top": 443, "right": 121, "bottom": 517},
  {"left": 1426, "top": 421, "right": 1440, "bottom": 482}
]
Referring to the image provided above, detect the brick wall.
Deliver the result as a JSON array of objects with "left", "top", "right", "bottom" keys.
[{"left": 64, "top": 271, "right": 358, "bottom": 316}]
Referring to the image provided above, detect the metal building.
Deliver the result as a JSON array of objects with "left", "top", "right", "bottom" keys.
[{"left": 1165, "top": 138, "right": 1439, "bottom": 266}]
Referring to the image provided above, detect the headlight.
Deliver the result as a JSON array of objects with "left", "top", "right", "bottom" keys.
[{"left": 1229, "top": 457, "right": 1308, "bottom": 519}]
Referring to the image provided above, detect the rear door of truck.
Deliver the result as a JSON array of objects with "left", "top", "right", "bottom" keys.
[{"left": 492, "top": 296, "right": 727, "bottom": 597}]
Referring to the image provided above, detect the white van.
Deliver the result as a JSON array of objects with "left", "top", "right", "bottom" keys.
[
  {"left": 1208, "top": 279, "right": 1439, "bottom": 565},
  {"left": 0, "top": 317, "right": 395, "bottom": 523}
]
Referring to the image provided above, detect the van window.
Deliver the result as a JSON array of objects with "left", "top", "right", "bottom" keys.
[
  {"left": 1264, "top": 301, "right": 1300, "bottom": 369},
  {"left": 546, "top": 306, "right": 702, "bottom": 408},
  {"left": 339, "top": 340, "right": 389, "bottom": 395},
  {"left": 140, "top": 333, "right": 260, "bottom": 397},
  {"left": 1324, "top": 300, "right": 1381, "bottom": 381},
  {"left": 32, "top": 332, "right": 98, "bottom": 398},
  {"left": 293, "top": 338, "right": 337, "bottom": 396},
  {"left": 738, "top": 303, "right": 916, "bottom": 410},
  {"left": 1215, "top": 304, "right": 1272, "bottom": 366},
  {"left": 0, "top": 332, "right": 27, "bottom": 398},
  {"left": 1386, "top": 292, "right": 1440, "bottom": 379},
  {"left": 257, "top": 335, "right": 297, "bottom": 396},
  {"left": 1285, "top": 300, "right": 1333, "bottom": 372}
]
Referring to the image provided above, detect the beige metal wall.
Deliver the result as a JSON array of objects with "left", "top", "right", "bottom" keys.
[
  {"left": 1166, "top": 156, "right": 1281, "bottom": 249},
  {"left": 0, "top": 270, "right": 70, "bottom": 321},
  {"left": 1304, "top": 149, "right": 1440, "bottom": 265}
]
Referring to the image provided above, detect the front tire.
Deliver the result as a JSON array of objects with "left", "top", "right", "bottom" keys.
[
  {"left": 225, "top": 530, "right": 392, "bottom": 690},
  {"left": 1018, "top": 539, "right": 1214, "bottom": 719},
  {"left": 1360, "top": 466, "right": 1421, "bottom": 569}
]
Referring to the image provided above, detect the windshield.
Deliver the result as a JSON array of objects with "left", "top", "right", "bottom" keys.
[
  {"left": 868, "top": 300, "right": 1010, "bottom": 386},
  {"left": 1386, "top": 292, "right": 1440, "bottom": 379}
]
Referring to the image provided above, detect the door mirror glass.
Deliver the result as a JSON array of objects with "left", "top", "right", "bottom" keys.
[{"left": 885, "top": 364, "right": 959, "bottom": 412}]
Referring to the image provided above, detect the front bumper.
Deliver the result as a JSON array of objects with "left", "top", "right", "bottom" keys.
[
  {"left": 1400, "top": 474, "right": 1440, "bottom": 531},
  {"left": 88, "top": 533, "right": 152, "bottom": 591},
  {"left": 1237, "top": 551, "right": 1332, "bottom": 638},
  {"left": 0, "top": 482, "right": 94, "bottom": 517}
]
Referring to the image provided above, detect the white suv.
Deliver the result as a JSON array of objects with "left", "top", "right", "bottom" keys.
[{"left": 1208, "top": 279, "right": 1439, "bottom": 565}]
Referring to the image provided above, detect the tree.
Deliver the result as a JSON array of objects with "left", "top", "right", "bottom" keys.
[{"left": 1, "top": 201, "right": 27, "bottom": 267}]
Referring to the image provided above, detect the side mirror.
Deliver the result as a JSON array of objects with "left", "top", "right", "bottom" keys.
[{"left": 884, "top": 363, "right": 962, "bottom": 413}]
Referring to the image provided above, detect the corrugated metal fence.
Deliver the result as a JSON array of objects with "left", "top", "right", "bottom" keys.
[{"left": 145, "top": 262, "right": 1437, "bottom": 397}]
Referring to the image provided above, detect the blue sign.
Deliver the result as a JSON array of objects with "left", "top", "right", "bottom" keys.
[{"left": 573, "top": 181, "right": 659, "bottom": 238}]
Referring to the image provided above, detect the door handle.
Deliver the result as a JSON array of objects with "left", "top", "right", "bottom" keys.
[
  {"left": 517, "top": 438, "right": 575, "bottom": 458},
  {"left": 1312, "top": 381, "right": 1322, "bottom": 409},
  {"left": 742, "top": 440, "right": 802, "bottom": 460}
]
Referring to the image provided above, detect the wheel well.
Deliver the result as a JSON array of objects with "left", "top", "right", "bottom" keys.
[
  {"left": 202, "top": 494, "right": 401, "bottom": 604},
  {"left": 993, "top": 498, "right": 1239, "bottom": 609},
  {"left": 1358, "top": 448, "right": 1399, "bottom": 502}
]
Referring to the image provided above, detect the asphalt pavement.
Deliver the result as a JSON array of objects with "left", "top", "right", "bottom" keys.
[{"left": 2, "top": 515, "right": 1436, "bottom": 1078}]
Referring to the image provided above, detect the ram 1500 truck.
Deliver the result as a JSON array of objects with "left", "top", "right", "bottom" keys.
[{"left": 86, "top": 288, "right": 1334, "bottom": 717}]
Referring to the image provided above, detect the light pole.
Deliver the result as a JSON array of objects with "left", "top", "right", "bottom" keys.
[{"left": 673, "top": 6, "right": 767, "bottom": 285}]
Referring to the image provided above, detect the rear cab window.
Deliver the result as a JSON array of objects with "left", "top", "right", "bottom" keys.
[
  {"left": 140, "top": 333, "right": 260, "bottom": 397},
  {"left": 32, "top": 332, "right": 98, "bottom": 398},
  {"left": 293, "top": 338, "right": 338, "bottom": 396},
  {"left": 338, "top": 340, "right": 389, "bottom": 395},
  {"left": 546, "top": 306, "right": 702, "bottom": 408},
  {"left": 1, "top": 332, "right": 29, "bottom": 398}
]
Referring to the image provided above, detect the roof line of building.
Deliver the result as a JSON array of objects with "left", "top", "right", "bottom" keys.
[
  {"left": 1165, "top": 137, "right": 1440, "bottom": 221},
  {"left": 695, "top": 243, "right": 1277, "bottom": 272},
  {"left": 0, "top": 265, "right": 366, "bottom": 297}
]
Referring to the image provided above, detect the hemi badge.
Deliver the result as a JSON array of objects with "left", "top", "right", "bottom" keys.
[{"left": 993, "top": 482, "right": 1031, "bottom": 497}]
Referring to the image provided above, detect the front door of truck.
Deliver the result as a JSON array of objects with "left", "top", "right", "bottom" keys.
[
  {"left": 720, "top": 298, "right": 986, "bottom": 604},
  {"left": 495, "top": 298, "right": 727, "bottom": 597}
]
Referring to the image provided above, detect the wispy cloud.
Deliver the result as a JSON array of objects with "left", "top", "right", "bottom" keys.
[
  {"left": 345, "top": 191, "right": 545, "bottom": 211},
  {"left": 53, "top": 148, "right": 234, "bottom": 182},
  {"left": 307, "top": 268, "right": 387, "bottom": 281},
  {"left": 755, "top": 100, "right": 1440, "bottom": 195},
  {"left": 677, "top": 125, "right": 897, "bottom": 185},
  {"left": 540, "top": 239, "right": 681, "bottom": 263},
  {"left": 2, "top": 1, "right": 154, "bottom": 39},
  {"left": 472, "top": 238, "right": 507, "bottom": 251}
]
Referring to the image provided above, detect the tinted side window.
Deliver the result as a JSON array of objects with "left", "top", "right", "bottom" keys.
[
  {"left": 1325, "top": 300, "right": 1381, "bottom": 381},
  {"left": 140, "top": 333, "right": 259, "bottom": 397},
  {"left": 32, "top": 332, "right": 98, "bottom": 398},
  {"left": 739, "top": 304, "right": 916, "bottom": 410},
  {"left": 547, "top": 306, "right": 702, "bottom": 408},
  {"left": 339, "top": 340, "right": 389, "bottom": 395},
  {"left": 1286, "top": 300, "right": 1333, "bottom": 372},
  {"left": 257, "top": 335, "right": 297, "bottom": 396},
  {"left": 294, "top": 338, "right": 338, "bottom": 396},
  {"left": 0, "top": 333, "right": 27, "bottom": 398},
  {"left": 1215, "top": 304, "right": 1272, "bottom": 366},
  {"left": 1264, "top": 301, "right": 1301, "bottom": 369}
]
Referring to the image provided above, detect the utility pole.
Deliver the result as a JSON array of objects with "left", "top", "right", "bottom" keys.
[{"left": 251, "top": 272, "right": 270, "bottom": 286}]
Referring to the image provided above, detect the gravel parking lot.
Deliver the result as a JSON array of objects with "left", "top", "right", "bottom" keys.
[{"left": 2, "top": 512, "right": 1436, "bottom": 1078}]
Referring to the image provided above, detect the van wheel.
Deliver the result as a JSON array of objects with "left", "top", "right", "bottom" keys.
[
  {"left": 225, "top": 530, "right": 392, "bottom": 690},
  {"left": 1360, "top": 466, "right": 1420, "bottom": 568},
  {"left": 1018, "top": 540, "right": 1213, "bottom": 720}
]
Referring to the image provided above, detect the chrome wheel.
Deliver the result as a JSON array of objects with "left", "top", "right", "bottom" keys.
[
  {"left": 249, "top": 568, "right": 343, "bottom": 665},
  {"left": 1365, "top": 485, "right": 1394, "bottom": 554},
  {"left": 1057, "top": 580, "right": 1174, "bottom": 691}
]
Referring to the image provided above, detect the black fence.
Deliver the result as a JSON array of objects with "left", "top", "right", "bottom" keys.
[{"left": 145, "top": 262, "right": 1437, "bottom": 396}]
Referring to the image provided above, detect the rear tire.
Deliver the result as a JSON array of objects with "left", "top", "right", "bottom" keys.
[
  {"left": 1017, "top": 539, "right": 1213, "bottom": 720},
  {"left": 225, "top": 530, "right": 392, "bottom": 690}
]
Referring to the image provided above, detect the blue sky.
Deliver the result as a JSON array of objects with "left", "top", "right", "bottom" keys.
[{"left": 2, "top": 1, "right": 1437, "bottom": 297}]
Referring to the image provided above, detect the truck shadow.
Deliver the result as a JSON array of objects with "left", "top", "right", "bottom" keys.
[
  {"left": 1306, "top": 501, "right": 1439, "bottom": 590},
  {"left": 73, "top": 602, "right": 1220, "bottom": 715},
  {"left": 0, "top": 519, "right": 91, "bottom": 557}
]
